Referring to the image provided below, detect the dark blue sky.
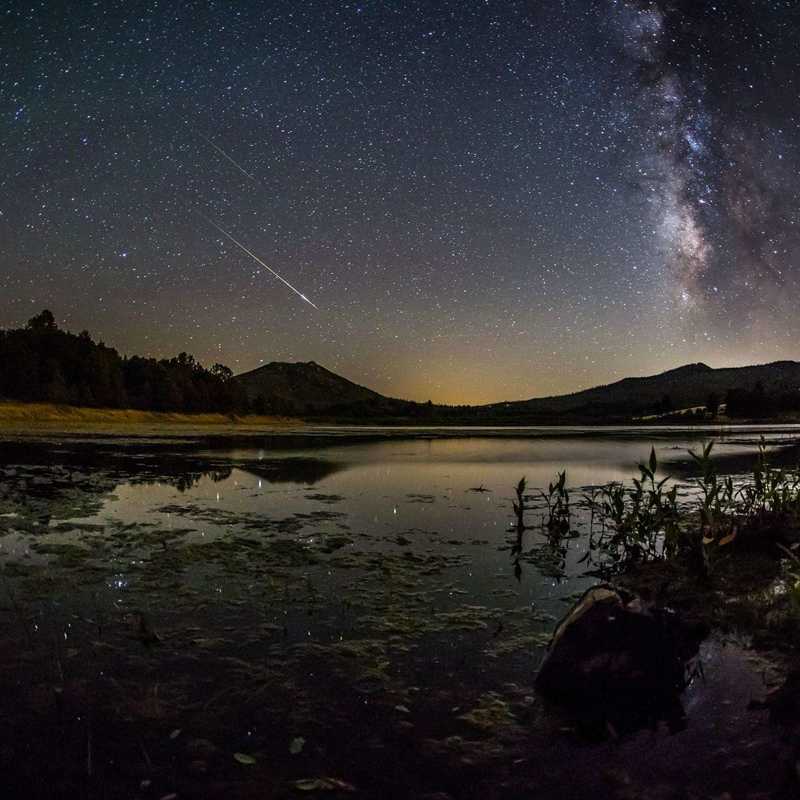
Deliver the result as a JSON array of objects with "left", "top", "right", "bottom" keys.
[{"left": 2, "top": 0, "right": 798, "bottom": 403}]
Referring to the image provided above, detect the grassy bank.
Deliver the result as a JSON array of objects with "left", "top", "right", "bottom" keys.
[
  {"left": 0, "top": 399, "right": 296, "bottom": 427},
  {"left": 518, "top": 440, "right": 800, "bottom": 661}
]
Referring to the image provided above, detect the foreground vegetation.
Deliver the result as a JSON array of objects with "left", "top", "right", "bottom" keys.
[
  {"left": 516, "top": 439, "right": 800, "bottom": 573},
  {"left": 512, "top": 439, "right": 800, "bottom": 654}
]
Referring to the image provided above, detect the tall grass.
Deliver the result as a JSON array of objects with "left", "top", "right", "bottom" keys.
[
  {"left": 514, "top": 437, "right": 800, "bottom": 575},
  {"left": 542, "top": 471, "right": 571, "bottom": 534},
  {"left": 0, "top": 399, "right": 294, "bottom": 426}
]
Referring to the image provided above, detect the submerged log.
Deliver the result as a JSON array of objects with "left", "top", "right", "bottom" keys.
[{"left": 535, "top": 586, "right": 709, "bottom": 732}]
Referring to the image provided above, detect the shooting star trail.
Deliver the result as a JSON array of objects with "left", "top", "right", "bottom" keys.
[
  {"left": 191, "top": 128, "right": 260, "bottom": 186},
  {"left": 198, "top": 212, "right": 319, "bottom": 309}
]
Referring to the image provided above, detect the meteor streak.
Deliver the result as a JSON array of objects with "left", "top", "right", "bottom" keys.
[
  {"left": 198, "top": 212, "right": 318, "bottom": 309},
  {"left": 192, "top": 128, "right": 260, "bottom": 186}
]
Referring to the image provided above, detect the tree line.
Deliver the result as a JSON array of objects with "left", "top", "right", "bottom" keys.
[
  {"left": 724, "top": 381, "right": 800, "bottom": 419},
  {"left": 653, "top": 384, "right": 800, "bottom": 421},
  {"left": 0, "top": 311, "right": 248, "bottom": 414}
]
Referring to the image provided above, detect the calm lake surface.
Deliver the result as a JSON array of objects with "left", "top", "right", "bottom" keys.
[{"left": 1, "top": 425, "right": 799, "bottom": 798}]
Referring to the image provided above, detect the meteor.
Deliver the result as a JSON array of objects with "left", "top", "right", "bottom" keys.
[
  {"left": 198, "top": 212, "right": 318, "bottom": 309},
  {"left": 192, "top": 128, "right": 260, "bottom": 186}
]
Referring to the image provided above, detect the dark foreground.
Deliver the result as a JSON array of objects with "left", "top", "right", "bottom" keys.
[{"left": 1, "top": 429, "right": 800, "bottom": 799}]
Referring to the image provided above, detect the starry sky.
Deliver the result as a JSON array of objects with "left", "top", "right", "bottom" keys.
[{"left": 2, "top": 0, "right": 799, "bottom": 405}]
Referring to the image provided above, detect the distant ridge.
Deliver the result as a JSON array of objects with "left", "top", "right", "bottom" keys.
[
  {"left": 234, "top": 359, "right": 800, "bottom": 420},
  {"left": 488, "top": 360, "right": 800, "bottom": 418}
]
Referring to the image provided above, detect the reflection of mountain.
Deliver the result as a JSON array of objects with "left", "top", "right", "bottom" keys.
[
  {"left": 0, "top": 439, "right": 343, "bottom": 492},
  {"left": 140, "top": 458, "right": 342, "bottom": 489},
  {"left": 171, "top": 467, "right": 232, "bottom": 492},
  {"left": 240, "top": 457, "right": 343, "bottom": 485}
]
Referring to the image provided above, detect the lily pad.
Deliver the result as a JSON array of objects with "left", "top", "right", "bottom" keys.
[{"left": 295, "top": 778, "right": 335, "bottom": 791}]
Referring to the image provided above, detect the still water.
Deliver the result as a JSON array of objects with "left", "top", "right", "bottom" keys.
[{"left": 0, "top": 426, "right": 798, "bottom": 798}]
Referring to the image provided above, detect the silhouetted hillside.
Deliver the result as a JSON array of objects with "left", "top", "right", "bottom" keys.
[
  {"left": 234, "top": 361, "right": 400, "bottom": 415},
  {"left": 233, "top": 359, "right": 800, "bottom": 422},
  {"left": 484, "top": 361, "right": 800, "bottom": 421}
]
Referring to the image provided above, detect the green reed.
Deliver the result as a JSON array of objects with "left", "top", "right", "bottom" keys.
[{"left": 514, "top": 437, "right": 800, "bottom": 575}]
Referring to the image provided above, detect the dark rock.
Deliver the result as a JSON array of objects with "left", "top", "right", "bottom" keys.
[
  {"left": 183, "top": 738, "right": 219, "bottom": 762},
  {"left": 535, "top": 586, "right": 708, "bottom": 733}
]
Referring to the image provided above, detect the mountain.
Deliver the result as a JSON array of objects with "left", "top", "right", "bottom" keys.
[
  {"left": 233, "top": 360, "right": 389, "bottom": 414},
  {"left": 484, "top": 361, "right": 800, "bottom": 420},
  {"left": 234, "top": 359, "right": 800, "bottom": 421}
]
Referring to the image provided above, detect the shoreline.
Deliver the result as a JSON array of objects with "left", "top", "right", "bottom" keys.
[
  {"left": 3, "top": 400, "right": 800, "bottom": 436},
  {"left": 0, "top": 400, "right": 298, "bottom": 428}
]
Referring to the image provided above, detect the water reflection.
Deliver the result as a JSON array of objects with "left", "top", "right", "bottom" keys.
[{"left": 0, "top": 428, "right": 798, "bottom": 798}]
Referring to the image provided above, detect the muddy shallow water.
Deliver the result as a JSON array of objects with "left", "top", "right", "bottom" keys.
[{"left": 1, "top": 426, "right": 799, "bottom": 799}]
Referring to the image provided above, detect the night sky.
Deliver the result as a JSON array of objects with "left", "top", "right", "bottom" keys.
[{"left": 1, "top": 1, "right": 799, "bottom": 404}]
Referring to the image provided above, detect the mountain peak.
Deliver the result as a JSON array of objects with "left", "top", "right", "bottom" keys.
[
  {"left": 665, "top": 362, "right": 712, "bottom": 374},
  {"left": 234, "top": 360, "right": 382, "bottom": 413}
]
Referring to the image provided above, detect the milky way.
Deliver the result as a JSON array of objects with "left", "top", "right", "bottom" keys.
[
  {"left": 1, "top": 0, "right": 799, "bottom": 403},
  {"left": 614, "top": 0, "right": 800, "bottom": 316}
]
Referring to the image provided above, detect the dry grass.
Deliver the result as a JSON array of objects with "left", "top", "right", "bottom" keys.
[{"left": 0, "top": 400, "right": 296, "bottom": 428}]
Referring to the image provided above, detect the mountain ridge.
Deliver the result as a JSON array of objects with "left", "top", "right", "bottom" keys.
[
  {"left": 233, "top": 359, "right": 800, "bottom": 420},
  {"left": 487, "top": 362, "right": 715, "bottom": 407}
]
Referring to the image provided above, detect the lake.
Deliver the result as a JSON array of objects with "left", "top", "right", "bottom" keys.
[{"left": 0, "top": 425, "right": 798, "bottom": 798}]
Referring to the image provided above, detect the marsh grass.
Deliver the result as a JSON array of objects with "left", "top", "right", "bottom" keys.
[
  {"left": 516, "top": 437, "right": 800, "bottom": 577},
  {"left": 541, "top": 471, "right": 571, "bottom": 535},
  {"left": 0, "top": 399, "right": 294, "bottom": 427}
]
